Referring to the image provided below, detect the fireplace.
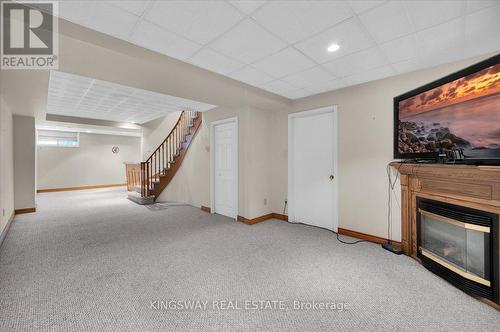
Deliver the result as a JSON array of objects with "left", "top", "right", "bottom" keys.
[
  {"left": 391, "top": 162, "right": 500, "bottom": 308},
  {"left": 417, "top": 198, "right": 499, "bottom": 303}
]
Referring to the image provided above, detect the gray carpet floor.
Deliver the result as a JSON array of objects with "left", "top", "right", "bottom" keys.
[{"left": 0, "top": 188, "right": 498, "bottom": 331}]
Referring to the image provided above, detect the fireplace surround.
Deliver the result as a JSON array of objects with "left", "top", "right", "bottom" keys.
[{"left": 391, "top": 162, "right": 500, "bottom": 308}]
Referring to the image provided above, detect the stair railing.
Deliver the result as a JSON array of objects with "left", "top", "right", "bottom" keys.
[{"left": 137, "top": 110, "right": 197, "bottom": 197}]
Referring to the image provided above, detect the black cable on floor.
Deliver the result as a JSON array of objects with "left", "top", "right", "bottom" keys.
[
  {"left": 288, "top": 221, "right": 367, "bottom": 245},
  {"left": 335, "top": 232, "right": 366, "bottom": 245}
]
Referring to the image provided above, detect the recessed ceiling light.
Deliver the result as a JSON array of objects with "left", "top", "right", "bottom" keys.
[{"left": 327, "top": 43, "right": 340, "bottom": 52}]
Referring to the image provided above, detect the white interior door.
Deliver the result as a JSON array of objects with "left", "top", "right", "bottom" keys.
[
  {"left": 289, "top": 107, "right": 338, "bottom": 231},
  {"left": 213, "top": 120, "right": 237, "bottom": 219}
]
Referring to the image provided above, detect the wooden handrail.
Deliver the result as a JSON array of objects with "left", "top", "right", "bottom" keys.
[
  {"left": 146, "top": 111, "right": 187, "bottom": 164},
  {"left": 126, "top": 110, "right": 200, "bottom": 198}
]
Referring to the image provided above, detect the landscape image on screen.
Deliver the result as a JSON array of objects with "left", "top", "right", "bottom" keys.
[{"left": 398, "top": 63, "right": 500, "bottom": 158}]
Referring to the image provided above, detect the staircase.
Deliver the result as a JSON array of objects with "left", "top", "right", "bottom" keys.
[{"left": 125, "top": 110, "right": 201, "bottom": 204}]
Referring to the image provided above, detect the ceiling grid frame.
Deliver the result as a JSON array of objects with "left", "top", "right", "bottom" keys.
[{"left": 50, "top": 0, "right": 500, "bottom": 99}]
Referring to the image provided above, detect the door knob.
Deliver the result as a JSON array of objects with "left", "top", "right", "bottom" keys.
[{"left": 329, "top": 175, "right": 334, "bottom": 180}]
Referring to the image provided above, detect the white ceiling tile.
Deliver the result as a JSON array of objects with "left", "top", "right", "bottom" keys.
[
  {"left": 379, "top": 33, "right": 419, "bottom": 63},
  {"left": 58, "top": 1, "right": 139, "bottom": 40},
  {"left": 252, "top": 0, "right": 352, "bottom": 44},
  {"left": 280, "top": 89, "right": 312, "bottom": 99},
  {"left": 58, "top": 1, "right": 96, "bottom": 26},
  {"left": 464, "top": 4, "right": 500, "bottom": 57},
  {"left": 188, "top": 48, "right": 244, "bottom": 75},
  {"left": 419, "top": 45, "right": 465, "bottom": 69},
  {"left": 306, "top": 79, "right": 347, "bottom": 94},
  {"left": 129, "top": 21, "right": 202, "bottom": 60},
  {"left": 144, "top": 1, "right": 244, "bottom": 44},
  {"left": 48, "top": 71, "right": 215, "bottom": 124},
  {"left": 343, "top": 65, "right": 396, "bottom": 85},
  {"left": 228, "top": 0, "right": 267, "bottom": 14},
  {"left": 252, "top": 47, "right": 316, "bottom": 78},
  {"left": 281, "top": 66, "right": 336, "bottom": 88},
  {"left": 228, "top": 66, "right": 274, "bottom": 86},
  {"left": 358, "top": 0, "right": 413, "bottom": 43},
  {"left": 209, "top": 19, "right": 287, "bottom": 64},
  {"left": 348, "top": 0, "right": 387, "bottom": 14},
  {"left": 465, "top": 0, "right": 499, "bottom": 13},
  {"left": 323, "top": 47, "right": 388, "bottom": 77},
  {"left": 416, "top": 18, "right": 463, "bottom": 57},
  {"left": 295, "top": 18, "right": 374, "bottom": 64},
  {"left": 51, "top": 1, "right": 499, "bottom": 99},
  {"left": 259, "top": 80, "right": 297, "bottom": 95},
  {"left": 84, "top": 2, "right": 139, "bottom": 40},
  {"left": 107, "top": 0, "right": 151, "bottom": 16},
  {"left": 404, "top": 0, "right": 463, "bottom": 31}
]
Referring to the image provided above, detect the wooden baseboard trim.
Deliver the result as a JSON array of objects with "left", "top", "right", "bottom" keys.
[
  {"left": 0, "top": 211, "right": 15, "bottom": 248},
  {"left": 14, "top": 207, "right": 36, "bottom": 215},
  {"left": 338, "top": 227, "right": 401, "bottom": 248},
  {"left": 272, "top": 213, "right": 288, "bottom": 221},
  {"left": 237, "top": 213, "right": 288, "bottom": 225},
  {"left": 201, "top": 206, "right": 211, "bottom": 213},
  {"left": 37, "top": 183, "right": 126, "bottom": 193},
  {"left": 238, "top": 213, "right": 274, "bottom": 225}
]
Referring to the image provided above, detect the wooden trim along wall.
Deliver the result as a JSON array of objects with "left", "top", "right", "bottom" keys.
[
  {"left": 200, "top": 206, "right": 398, "bottom": 246},
  {"left": 233, "top": 213, "right": 402, "bottom": 249},
  {"left": 0, "top": 211, "right": 15, "bottom": 248},
  {"left": 37, "top": 183, "right": 126, "bottom": 193},
  {"left": 200, "top": 207, "right": 288, "bottom": 224},
  {"left": 14, "top": 208, "right": 36, "bottom": 214},
  {"left": 237, "top": 213, "right": 288, "bottom": 224},
  {"left": 272, "top": 213, "right": 288, "bottom": 222},
  {"left": 338, "top": 227, "right": 401, "bottom": 248},
  {"left": 237, "top": 214, "right": 274, "bottom": 225}
]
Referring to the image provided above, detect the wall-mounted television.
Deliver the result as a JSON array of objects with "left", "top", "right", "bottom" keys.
[{"left": 394, "top": 54, "right": 500, "bottom": 164}]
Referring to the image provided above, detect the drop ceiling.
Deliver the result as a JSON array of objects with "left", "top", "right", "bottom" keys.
[
  {"left": 47, "top": 71, "right": 216, "bottom": 124},
  {"left": 56, "top": 0, "right": 500, "bottom": 99}
]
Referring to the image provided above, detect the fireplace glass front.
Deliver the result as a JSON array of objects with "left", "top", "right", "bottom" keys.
[
  {"left": 417, "top": 198, "right": 498, "bottom": 302},
  {"left": 420, "top": 210, "right": 489, "bottom": 283}
]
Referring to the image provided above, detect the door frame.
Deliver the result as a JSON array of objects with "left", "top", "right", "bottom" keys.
[
  {"left": 287, "top": 106, "right": 339, "bottom": 231},
  {"left": 210, "top": 117, "right": 238, "bottom": 220}
]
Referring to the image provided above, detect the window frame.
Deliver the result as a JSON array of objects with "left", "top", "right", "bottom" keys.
[{"left": 37, "top": 130, "right": 80, "bottom": 148}]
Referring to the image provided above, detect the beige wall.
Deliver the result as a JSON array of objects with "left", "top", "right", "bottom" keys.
[
  {"left": 13, "top": 115, "right": 37, "bottom": 210},
  {"left": 37, "top": 133, "right": 140, "bottom": 190},
  {"left": 0, "top": 18, "right": 288, "bottom": 217},
  {"left": 1, "top": 16, "right": 494, "bottom": 242},
  {"left": 244, "top": 107, "right": 273, "bottom": 218},
  {"left": 157, "top": 55, "right": 494, "bottom": 231},
  {"left": 141, "top": 111, "right": 181, "bottom": 160},
  {"left": 0, "top": 96, "right": 15, "bottom": 235},
  {"left": 158, "top": 107, "right": 243, "bottom": 212},
  {"left": 271, "top": 55, "right": 494, "bottom": 242},
  {"left": 158, "top": 106, "right": 273, "bottom": 219}
]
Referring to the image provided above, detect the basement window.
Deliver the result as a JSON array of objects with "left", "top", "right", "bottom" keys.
[{"left": 37, "top": 130, "right": 79, "bottom": 147}]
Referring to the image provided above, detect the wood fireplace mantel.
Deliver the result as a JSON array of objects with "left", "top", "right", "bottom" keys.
[{"left": 390, "top": 162, "right": 500, "bottom": 258}]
